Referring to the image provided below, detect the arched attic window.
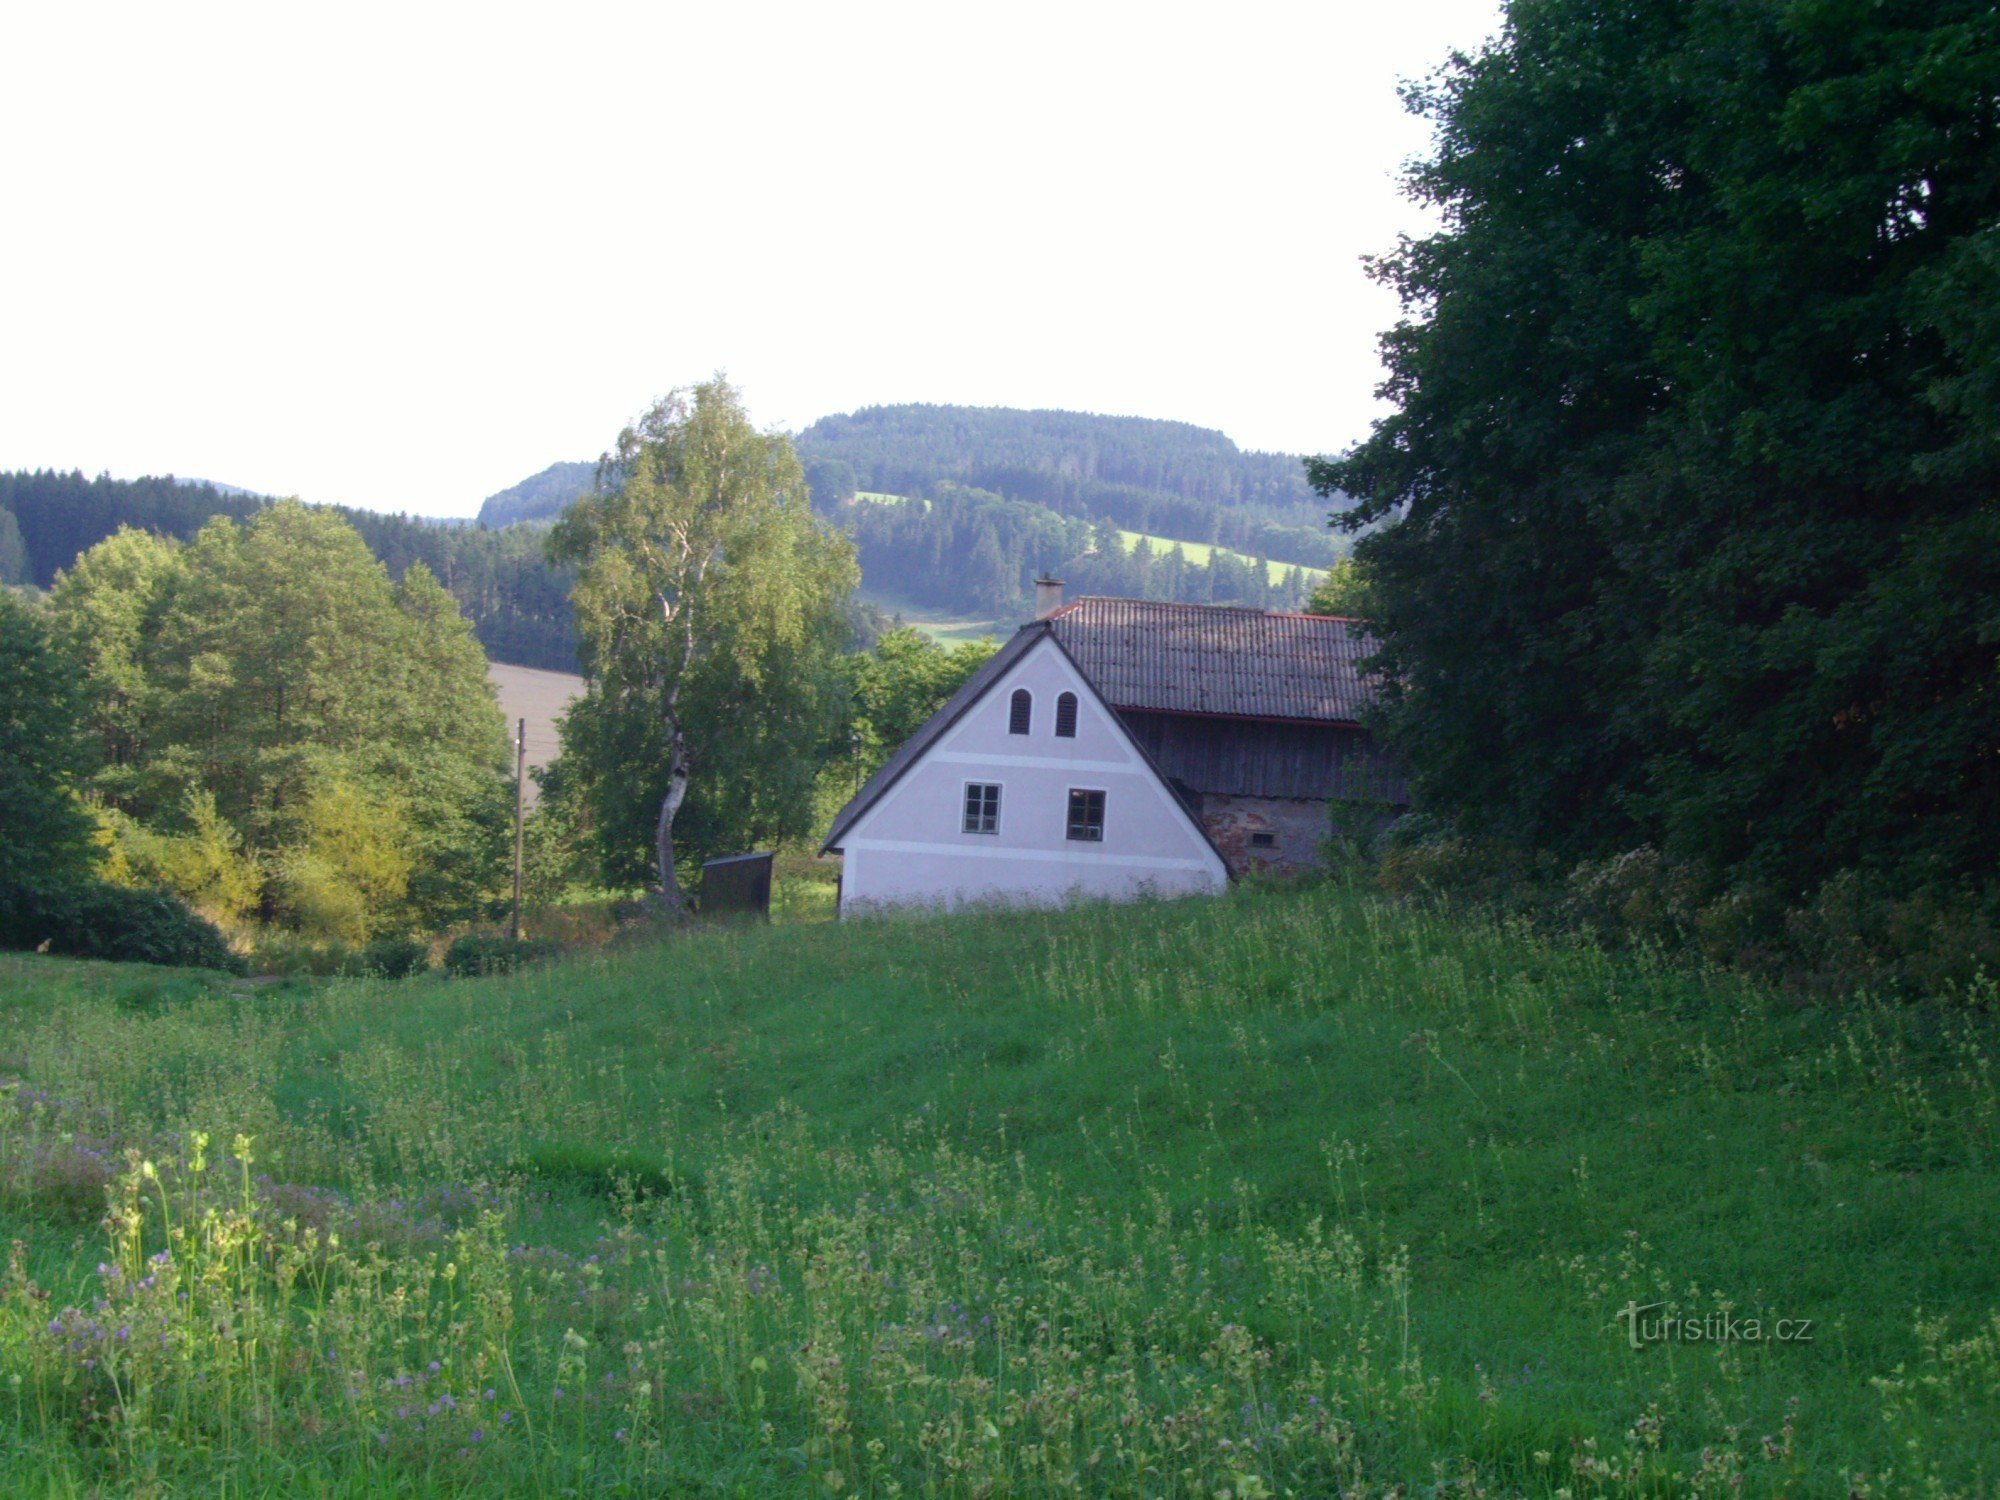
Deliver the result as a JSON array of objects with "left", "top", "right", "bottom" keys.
[
  {"left": 1008, "top": 688, "right": 1032, "bottom": 735},
  {"left": 1055, "top": 692, "right": 1078, "bottom": 738}
]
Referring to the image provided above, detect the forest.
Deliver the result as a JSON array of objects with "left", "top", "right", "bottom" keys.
[
  {"left": 840, "top": 485, "right": 1319, "bottom": 614},
  {"left": 0, "top": 471, "right": 581, "bottom": 672},
  {"left": 470, "top": 405, "right": 1347, "bottom": 616}
]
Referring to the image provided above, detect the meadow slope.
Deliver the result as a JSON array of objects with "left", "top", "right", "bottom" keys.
[{"left": 1, "top": 884, "right": 1995, "bottom": 1496}]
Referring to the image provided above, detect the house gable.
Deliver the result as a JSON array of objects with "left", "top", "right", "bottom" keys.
[{"left": 835, "top": 631, "right": 1228, "bottom": 913}]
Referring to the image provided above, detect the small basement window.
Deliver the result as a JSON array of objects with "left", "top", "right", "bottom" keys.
[
  {"left": 1009, "top": 688, "right": 1032, "bottom": 735},
  {"left": 1066, "top": 788, "right": 1105, "bottom": 842},
  {"left": 1055, "top": 691, "right": 1078, "bottom": 738},
  {"left": 1249, "top": 832, "right": 1277, "bottom": 849},
  {"left": 963, "top": 782, "right": 1001, "bottom": 834}
]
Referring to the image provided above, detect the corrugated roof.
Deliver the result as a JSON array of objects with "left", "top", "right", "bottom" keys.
[{"left": 1047, "top": 598, "right": 1381, "bottom": 723}]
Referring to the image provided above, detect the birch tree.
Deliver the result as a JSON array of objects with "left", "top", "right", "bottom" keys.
[{"left": 548, "top": 378, "right": 857, "bottom": 910}]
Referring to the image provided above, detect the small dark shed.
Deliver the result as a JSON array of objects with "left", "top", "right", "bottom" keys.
[{"left": 700, "top": 851, "right": 774, "bottom": 919}]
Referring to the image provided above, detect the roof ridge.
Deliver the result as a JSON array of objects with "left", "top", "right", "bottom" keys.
[{"left": 1063, "top": 595, "right": 1368, "bottom": 625}]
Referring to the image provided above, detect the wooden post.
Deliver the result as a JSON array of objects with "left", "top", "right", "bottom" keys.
[{"left": 512, "top": 716, "right": 526, "bottom": 942}]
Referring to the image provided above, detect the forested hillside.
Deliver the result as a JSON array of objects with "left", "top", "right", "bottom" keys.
[
  {"left": 462, "top": 406, "right": 1346, "bottom": 619},
  {"left": 475, "top": 460, "right": 596, "bottom": 529},
  {"left": 1, "top": 471, "right": 579, "bottom": 672}
]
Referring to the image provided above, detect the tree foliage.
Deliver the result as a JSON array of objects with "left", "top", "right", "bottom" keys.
[
  {"left": 548, "top": 378, "right": 858, "bottom": 905},
  {"left": 1316, "top": 0, "right": 2000, "bottom": 905},
  {"left": 0, "top": 591, "right": 98, "bottom": 897},
  {"left": 49, "top": 505, "right": 510, "bottom": 936},
  {"left": 2, "top": 470, "right": 581, "bottom": 672}
]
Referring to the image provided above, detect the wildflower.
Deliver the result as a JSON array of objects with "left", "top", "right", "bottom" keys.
[
  {"left": 471, "top": 1429, "right": 484, "bottom": 1443},
  {"left": 485, "top": 1388, "right": 497, "bottom": 1401}
]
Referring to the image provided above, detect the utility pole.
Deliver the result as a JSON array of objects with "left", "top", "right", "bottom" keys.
[{"left": 512, "top": 716, "right": 526, "bottom": 942}]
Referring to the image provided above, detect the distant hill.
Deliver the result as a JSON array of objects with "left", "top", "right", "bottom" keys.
[
  {"left": 797, "top": 404, "right": 1325, "bottom": 519},
  {"left": 475, "top": 461, "right": 596, "bottom": 529},
  {"left": 467, "top": 405, "right": 1347, "bottom": 619}
]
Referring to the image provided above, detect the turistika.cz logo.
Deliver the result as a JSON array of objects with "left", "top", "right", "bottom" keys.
[{"left": 1615, "top": 1301, "right": 1814, "bottom": 1351}]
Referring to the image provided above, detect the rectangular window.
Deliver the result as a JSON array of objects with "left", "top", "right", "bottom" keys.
[
  {"left": 1066, "top": 788, "right": 1105, "bottom": 842},
  {"left": 963, "top": 782, "right": 1001, "bottom": 834}
]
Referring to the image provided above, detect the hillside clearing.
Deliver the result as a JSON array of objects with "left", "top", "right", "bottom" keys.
[
  {"left": 1, "top": 885, "right": 1994, "bottom": 1494},
  {"left": 1113, "top": 528, "right": 1331, "bottom": 585},
  {"left": 857, "top": 586, "right": 1014, "bottom": 644}
]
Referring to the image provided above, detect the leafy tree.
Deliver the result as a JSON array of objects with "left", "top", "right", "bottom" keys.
[
  {"left": 0, "top": 591, "right": 97, "bottom": 899},
  {"left": 49, "top": 503, "right": 510, "bottom": 936},
  {"left": 0, "top": 506, "right": 27, "bottom": 586},
  {"left": 1315, "top": 0, "right": 2000, "bottom": 902},
  {"left": 848, "top": 627, "right": 997, "bottom": 776},
  {"left": 548, "top": 378, "right": 859, "bottom": 909},
  {"left": 47, "top": 527, "right": 184, "bottom": 782},
  {"left": 1304, "top": 558, "right": 1373, "bottom": 617}
]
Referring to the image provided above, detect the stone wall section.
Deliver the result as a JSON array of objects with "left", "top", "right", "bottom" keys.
[{"left": 1199, "top": 795, "right": 1331, "bottom": 877}]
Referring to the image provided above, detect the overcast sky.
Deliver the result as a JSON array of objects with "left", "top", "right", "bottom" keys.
[{"left": 1, "top": 1, "right": 1503, "bottom": 518}]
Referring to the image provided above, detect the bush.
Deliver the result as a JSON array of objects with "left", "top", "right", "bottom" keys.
[
  {"left": 345, "top": 935, "right": 432, "bottom": 980},
  {"left": 0, "top": 879, "right": 243, "bottom": 973},
  {"left": 442, "top": 932, "right": 560, "bottom": 978}
]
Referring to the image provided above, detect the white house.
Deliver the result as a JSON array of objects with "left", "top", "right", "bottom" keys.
[{"left": 822, "top": 590, "right": 1404, "bottom": 915}]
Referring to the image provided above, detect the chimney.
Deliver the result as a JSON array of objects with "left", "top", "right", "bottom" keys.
[{"left": 1034, "top": 576, "right": 1065, "bottom": 620}]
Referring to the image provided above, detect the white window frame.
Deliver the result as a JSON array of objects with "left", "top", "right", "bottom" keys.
[
  {"left": 961, "top": 779, "right": 1003, "bottom": 836},
  {"left": 1065, "top": 786, "right": 1107, "bottom": 844}
]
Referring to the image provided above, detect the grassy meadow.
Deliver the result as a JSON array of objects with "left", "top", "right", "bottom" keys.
[
  {"left": 1110, "top": 531, "right": 1329, "bottom": 588},
  {"left": 855, "top": 587, "right": 1014, "bottom": 645},
  {"left": 1, "top": 882, "right": 1996, "bottom": 1496}
]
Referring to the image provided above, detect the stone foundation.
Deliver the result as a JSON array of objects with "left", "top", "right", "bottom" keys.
[{"left": 1199, "top": 795, "right": 1335, "bottom": 878}]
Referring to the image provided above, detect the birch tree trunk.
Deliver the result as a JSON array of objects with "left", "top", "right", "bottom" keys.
[{"left": 653, "top": 714, "right": 690, "bottom": 914}]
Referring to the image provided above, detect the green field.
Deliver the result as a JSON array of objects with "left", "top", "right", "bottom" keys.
[
  {"left": 858, "top": 586, "right": 1013, "bottom": 644},
  {"left": 1113, "top": 530, "right": 1330, "bottom": 587},
  {"left": 2, "top": 884, "right": 1995, "bottom": 1495}
]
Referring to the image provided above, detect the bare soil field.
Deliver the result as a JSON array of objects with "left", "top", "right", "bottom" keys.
[{"left": 487, "top": 660, "right": 583, "bottom": 799}]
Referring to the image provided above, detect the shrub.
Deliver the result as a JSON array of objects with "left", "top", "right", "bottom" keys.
[
  {"left": 0, "top": 880, "right": 242, "bottom": 973},
  {"left": 442, "top": 932, "right": 559, "bottom": 978},
  {"left": 1559, "top": 845, "right": 1714, "bottom": 948},
  {"left": 345, "top": 935, "right": 432, "bottom": 980}
]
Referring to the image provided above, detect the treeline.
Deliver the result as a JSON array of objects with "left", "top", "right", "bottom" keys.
[
  {"left": 797, "top": 404, "right": 1341, "bottom": 568},
  {"left": 0, "top": 471, "right": 579, "bottom": 671},
  {"left": 843, "top": 486, "right": 1316, "bottom": 615},
  {"left": 1326, "top": 0, "right": 2000, "bottom": 991},
  {"left": 338, "top": 510, "right": 576, "bottom": 671}
]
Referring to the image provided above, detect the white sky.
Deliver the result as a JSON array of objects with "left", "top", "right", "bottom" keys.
[{"left": 1, "top": 1, "right": 1502, "bottom": 518}]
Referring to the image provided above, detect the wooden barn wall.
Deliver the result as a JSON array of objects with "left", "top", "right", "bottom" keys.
[{"left": 1115, "top": 711, "right": 1408, "bottom": 803}]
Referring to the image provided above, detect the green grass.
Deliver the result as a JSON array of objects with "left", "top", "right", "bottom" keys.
[
  {"left": 856, "top": 585, "right": 1013, "bottom": 644},
  {"left": 1112, "top": 529, "right": 1331, "bottom": 586},
  {"left": 1, "top": 883, "right": 1996, "bottom": 1495}
]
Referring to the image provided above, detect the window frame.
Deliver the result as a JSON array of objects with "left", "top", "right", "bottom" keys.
[
  {"left": 1008, "top": 688, "right": 1033, "bottom": 736},
  {"left": 962, "top": 780, "right": 1003, "bottom": 836},
  {"left": 1065, "top": 786, "right": 1107, "bottom": 843},
  {"left": 1054, "top": 691, "right": 1078, "bottom": 738}
]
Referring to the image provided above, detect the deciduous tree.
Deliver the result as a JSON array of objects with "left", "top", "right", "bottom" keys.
[
  {"left": 549, "top": 378, "right": 858, "bottom": 909},
  {"left": 1316, "top": 0, "right": 2000, "bottom": 902}
]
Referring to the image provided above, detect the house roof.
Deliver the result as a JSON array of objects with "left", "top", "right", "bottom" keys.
[{"left": 1045, "top": 598, "right": 1380, "bottom": 724}]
